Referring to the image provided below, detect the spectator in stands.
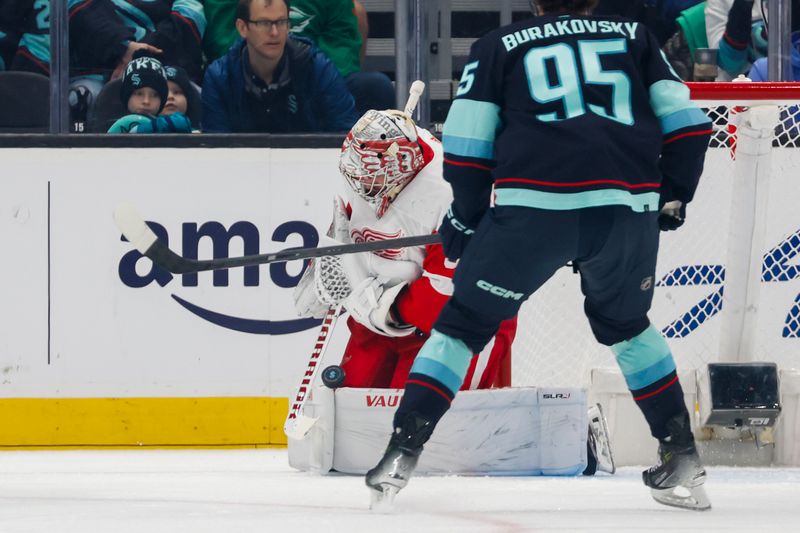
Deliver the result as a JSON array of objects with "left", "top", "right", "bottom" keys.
[
  {"left": 203, "top": 0, "right": 390, "bottom": 115},
  {"left": 705, "top": 0, "right": 765, "bottom": 79},
  {"left": 289, "top": 0, "right": 395, "bottom": 114},
  {"left": 747, "top": 0, "right": 800, "bottom": 81},
  {"left": 0, "top": 0, "right": 49, "bottom": 75},
  {"left": 68, "top": 0, "right": 206, "bottom": 98},
  {"left": 107, "top": 55, "right": 192, "bottom": 133},
  {"left": 201, "top": 0, "right": 358, "bottom": 133},
  {"left": 594, "top": 0, "right": 703, "bottom": 45},
  {"left": 662, "top": 1, "right": 711, "bottom": 81},
  {"left": 204, "top": 0, "right": 242, "bottom": 61},
  {"left": 163, "top": 65, "right": 198, "bottom": 117}
]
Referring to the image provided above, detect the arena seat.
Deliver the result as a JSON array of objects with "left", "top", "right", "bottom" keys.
[{"left": 0, "top": 71, "right": 50, "bottom": 133}]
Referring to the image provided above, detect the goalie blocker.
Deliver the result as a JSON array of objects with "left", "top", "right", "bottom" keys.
[{"left": 288, "top": 386, "right": 614, "bottom": 476}]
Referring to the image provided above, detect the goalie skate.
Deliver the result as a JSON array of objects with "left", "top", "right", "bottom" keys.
[
  {"left": 587, "top": 403, "right": 616, "bottom": 474},
  {"left": 643, "top": 413, "right": 711, "bottom": 511}
]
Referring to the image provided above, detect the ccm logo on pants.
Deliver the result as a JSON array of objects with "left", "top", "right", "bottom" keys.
[{"left": 476, "top": 280, "right": 524, "bottom": 300}]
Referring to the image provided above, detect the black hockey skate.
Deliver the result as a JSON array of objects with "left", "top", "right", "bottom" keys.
[
  {"left": 643, "top": 412, "right": 711, "bottom": 511},
  {"left": 365, "top": 412, "right": 434, "bottom": 511}
]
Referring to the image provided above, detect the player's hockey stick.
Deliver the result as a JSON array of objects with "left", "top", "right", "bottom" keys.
[
  {"left": 284, "top": 305, "right": 341, "bottom": 440},
  {"left": 113, "top": 203, "right": 439, "bottom": 274}
]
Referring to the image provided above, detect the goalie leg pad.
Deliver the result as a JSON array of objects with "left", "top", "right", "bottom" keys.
[
  {"left": 287, "top": 385, "right": 335, "bottom": 473},
  {"left": 331, "top": 386, "right": 588, "bottom": 475}
]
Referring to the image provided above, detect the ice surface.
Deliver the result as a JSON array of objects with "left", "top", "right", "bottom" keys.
[{"left": 1, "top": 449, "right": 798, "bottom": 532}]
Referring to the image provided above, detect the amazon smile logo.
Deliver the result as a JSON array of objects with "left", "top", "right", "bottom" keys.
[{"left": 118, "top": 219, "right": 322, "bottom": 334}]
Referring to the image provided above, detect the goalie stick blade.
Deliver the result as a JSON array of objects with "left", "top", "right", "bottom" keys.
[
  {"left": 113, "top": 203, "right": 203, "bottom": 274},
  {"left": 113, "top": 203, "right": 157, "bottom": 255},
  {"left": 284, "top": 414, "right": 319, "bottom": 441}
]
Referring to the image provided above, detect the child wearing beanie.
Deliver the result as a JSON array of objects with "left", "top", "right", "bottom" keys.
[
  {"left": 108, "top": 53, "right": 193, "bottom": 133},
  {"left": 163, "top": 65, "right": 196, "bottom": 117},
  {"left": 120, "top": 54, "right": 169, "bottom": 116}
]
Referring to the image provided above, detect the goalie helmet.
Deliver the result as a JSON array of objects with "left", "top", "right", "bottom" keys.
[{"left": 339, "top": 109, "right": 425, "bottom": 218}]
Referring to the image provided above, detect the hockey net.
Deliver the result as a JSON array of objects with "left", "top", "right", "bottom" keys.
[{"left": 511, "top": 82, "right": 800, "bottom": 389}]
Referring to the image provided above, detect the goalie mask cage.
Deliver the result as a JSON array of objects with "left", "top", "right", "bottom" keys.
[{"left": 510, "top": 81, "right": 800, "bottom": 390}]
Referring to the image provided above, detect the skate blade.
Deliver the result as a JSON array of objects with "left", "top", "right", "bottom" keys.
[
  {"left": 369, "top": 485, "right": 399, "bottom": 513},
  {"left": 650, "top": 484, "right": 711, "bottom": 511}
]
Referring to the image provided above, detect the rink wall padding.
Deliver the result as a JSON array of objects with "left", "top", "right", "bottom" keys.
[
  {"left": 1, "top": 139, "right": 351, "bottom": 448},
  {"left": 0, "top": 397, "right": 288, "bottom": 448}
]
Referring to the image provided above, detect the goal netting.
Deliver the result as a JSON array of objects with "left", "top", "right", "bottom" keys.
[{"left": 511, "top": 81, "right": 800, "bottom": 389}]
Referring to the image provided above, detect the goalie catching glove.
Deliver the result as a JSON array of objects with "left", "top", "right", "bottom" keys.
[
  {"left": 294, "top": 252, "right": 353, "bottom": 318},
  {"left": 294, "top": 197, "right": 357, "bottom": 318},
  {"left": 294, "top": 249, "right": 421, "bottom": 322}
]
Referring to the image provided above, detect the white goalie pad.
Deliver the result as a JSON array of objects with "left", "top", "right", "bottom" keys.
[
  {"left": 287, "top": 386, "right": 335, "bottom": 473},
  {"left": 288, "top": 386, "right": 588, "bottom": 476}
]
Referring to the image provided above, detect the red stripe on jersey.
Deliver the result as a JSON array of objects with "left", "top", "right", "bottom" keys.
[
  {"left": 69, "top": 0, "right": 94, "bottom": 18},
  {"left": 444, "top": 158, "right": 492, "bottom": 171},
  {"left": 172, "top": 12, "right": 202, "bottom": 43},
  {"left": 495, "top": 177, "right": 660, "bottom": 189},
  {"left": 15, "top": 49, "right": 49, "bottom": 73},
  {"left": 663, "top": 129, "right": 713, "bottom": 145}
]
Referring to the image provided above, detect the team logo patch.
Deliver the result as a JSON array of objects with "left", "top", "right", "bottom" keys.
[{"left": 351, "top": 227, "right": 404, "bottom": 259}]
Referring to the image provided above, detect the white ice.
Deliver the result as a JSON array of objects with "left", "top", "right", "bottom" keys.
[{"left": 1, "top": 449, "right": 798, "bottom": 532}]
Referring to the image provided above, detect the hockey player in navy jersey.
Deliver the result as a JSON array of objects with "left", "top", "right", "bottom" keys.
[{"left": 366, "top": 0, "right": 713, "bottom": 511}]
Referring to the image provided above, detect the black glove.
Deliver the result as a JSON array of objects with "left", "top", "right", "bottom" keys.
[
  {"left": 658, "top": 200, "right": 686, "bottom": 231},
  {"left": 438, "top": 205, "right": 477, "bottom": 261}
]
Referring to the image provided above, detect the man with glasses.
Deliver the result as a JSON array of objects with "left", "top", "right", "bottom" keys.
[{"left": 202, "top": 0, "right": 358, "bottom": 132}]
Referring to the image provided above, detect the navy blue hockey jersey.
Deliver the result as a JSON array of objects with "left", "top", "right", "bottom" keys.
[{"left": 442, "top": 14, "right": 712, "bottom": 224}]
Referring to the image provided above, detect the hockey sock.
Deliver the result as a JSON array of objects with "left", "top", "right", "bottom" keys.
[
  {"left": 393, "top": 329, "right": 472, "bottom": 430},
  {"left": 611, "top": 324, "right": 688, "bottom": 440}
]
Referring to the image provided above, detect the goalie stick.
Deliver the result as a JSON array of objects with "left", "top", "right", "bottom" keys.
[
  {"left": 113, "top": 203, "right": 439, "bottom": 274},
  {"left": 284, "top": 304, "right": 341, "bottom": 440}
]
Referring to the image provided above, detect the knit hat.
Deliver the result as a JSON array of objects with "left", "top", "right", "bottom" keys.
[
  {"left": 163, "top": 65, "right": 198, "bottom": 112},
  {"left": 120, "top": 54, "right": 168, "bottom": 114}
]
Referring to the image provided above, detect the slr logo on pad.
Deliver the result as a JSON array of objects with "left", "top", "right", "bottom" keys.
[
  {"left": 543, "top": 393, "right": 571, "bottom": 400},
  {"left": 477, "top": 280, "right": 524, "bottom": 300}
]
